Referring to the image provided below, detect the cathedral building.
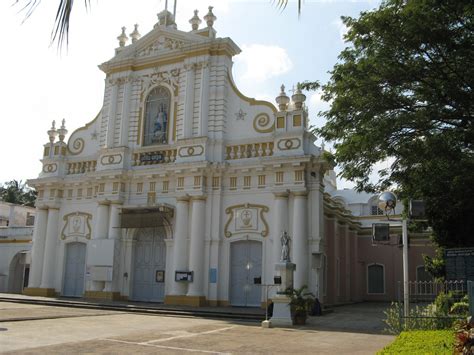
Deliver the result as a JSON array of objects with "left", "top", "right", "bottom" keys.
[{"left": 24, "top": 7, "right": 434, "bottom": 307}]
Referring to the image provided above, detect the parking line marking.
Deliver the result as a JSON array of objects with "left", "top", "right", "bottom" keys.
[
  {"left": 103, "top": 338, "right": 231, "bottom": 354},
  {"left": 144, "top": 325, "right": 236, "bottom": 344}
]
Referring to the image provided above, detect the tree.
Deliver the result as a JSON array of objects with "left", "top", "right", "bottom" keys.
[
  {"left": 305, "top": 0, "right": 473, "bottom": 248},
  {"left": 0, "top": 180, "right": 37, "bottom": 207}
]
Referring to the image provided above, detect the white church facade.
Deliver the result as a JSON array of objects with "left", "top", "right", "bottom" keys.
[
  {"left": 25, "top": 8, "right": 328, "bottom": 307},
  {"left": 24, "top": 7, "right": 435, "bottom": 307}
]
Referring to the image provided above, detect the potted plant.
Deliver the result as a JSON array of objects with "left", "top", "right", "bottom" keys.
[{"left": 285, "top": 285, "right": 315, "bottom": 325}]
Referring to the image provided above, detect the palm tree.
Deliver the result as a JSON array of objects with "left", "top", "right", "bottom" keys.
[
  {"left": 15, "top": 0, "right": 90, "bottom": 47},
  {"left": 15, "top": 0, "right": 301, "bottom": 47}
]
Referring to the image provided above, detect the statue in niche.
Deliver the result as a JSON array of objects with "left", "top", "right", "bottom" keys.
[
  {"left": 280, "top": 231, "right": 291, "bottom": 262},
  {"left": 152, "top": 104, "right": 168, "bottom": 144}
]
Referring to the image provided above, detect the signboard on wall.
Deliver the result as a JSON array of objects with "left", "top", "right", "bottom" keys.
[{"left": 445, "top": 248, "right": 474, "bottom": 281}]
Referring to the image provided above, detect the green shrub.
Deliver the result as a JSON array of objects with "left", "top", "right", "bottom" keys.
[
  {"left": 378, "top": 330, "right": 453, "bottom": 354},
  {"left": 450, "top": 295, "right": 469, "bottom": 316}
]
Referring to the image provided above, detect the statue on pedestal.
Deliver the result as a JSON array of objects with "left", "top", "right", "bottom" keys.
[{"left": 280, "top": 231, "right": 291, "bottom": 262}]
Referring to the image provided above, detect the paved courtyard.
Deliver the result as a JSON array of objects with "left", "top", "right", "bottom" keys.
[{"left": 0, "top": 302, "right": 394, "bottom": 354}]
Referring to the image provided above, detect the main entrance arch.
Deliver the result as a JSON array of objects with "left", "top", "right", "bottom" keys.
[
  {"left": 230, "top": 240, "right": 262, "bottom": 307},
  {"left": 131, "top": 227, "right": 166, "bottom": 302}
]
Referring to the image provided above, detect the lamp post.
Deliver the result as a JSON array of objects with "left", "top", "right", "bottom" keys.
[{"left": 377, "top": 192, "right": 409, "bottom": 319}]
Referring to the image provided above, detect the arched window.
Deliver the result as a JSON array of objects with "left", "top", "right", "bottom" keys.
[
  {"left": 367, "top": 263, "right": 385, "bottom": 294},
  {"left": 143, "top": 87, "right": 171, "bottom": 146},
  {"left": 369, "top": 195, "right": 384, "bottom": 215}
]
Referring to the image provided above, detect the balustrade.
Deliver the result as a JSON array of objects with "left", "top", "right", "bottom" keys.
[
  {"left": 226, "top": 142, "right": 273, "bottom": 160},
  {"left": 67, "top": 160, "right": 97, "bottom": 174}
]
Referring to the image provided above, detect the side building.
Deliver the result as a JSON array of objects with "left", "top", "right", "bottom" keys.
[{"left": 0, "top": 202, "right": 35, "bottom": 293}]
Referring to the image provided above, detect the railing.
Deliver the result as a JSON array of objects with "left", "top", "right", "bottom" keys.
[
  {"left": 132, "top": 149, "right": 177, "bottom": 166},
  {"left": 226, "top": 142, "right": 274, "bottom": 160},
  {"left": 389, "top": 280, "right": 469, "bottom": 332},
  {"left": 67, "top": 160, "right": 97, "bottom": 174},
  {"left": 403, "top": 280, "right": 467, "bottom": 303}
]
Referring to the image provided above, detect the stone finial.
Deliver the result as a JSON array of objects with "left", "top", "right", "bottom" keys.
[
  {"left": 203, "top": 6, "right": 217, "bottom": 28},
  {"left": 58, "top": 119, "right": 68, "bottom": 143},
  {"left": 157, "top": 9, "right": 176, "bottom": 28},
  {"left": 117, "top": 27, "right": 128, "bottom": 47},
  {"left": 47, "top": 120, "right": 58, "bottom": 144},
  {"left": 189, "top": 9, "right": 202, "bottom": 31},
  {"left": 292, "top": 82, "right": 306, "bottom": 110},
  {"left": 275, "top": 84, "right": 290, "bottom": 111},
  {"left": 130, "top": 24, "right": 141, "bottom": 43}
]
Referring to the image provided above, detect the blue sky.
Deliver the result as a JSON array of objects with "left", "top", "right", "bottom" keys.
[{"left": 0, "top": 0, "right": 380, "bottom": 186}]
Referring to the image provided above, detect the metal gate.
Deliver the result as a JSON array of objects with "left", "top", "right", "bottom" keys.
[
  {"left": 132, "top": 227, "right": 166, "bottom": 302},
  {"left": 63, "top": 242, "right": 86, "bottom": 297},
  {"left": 230, "top": 240, "right": 262, "bottom": 307}
]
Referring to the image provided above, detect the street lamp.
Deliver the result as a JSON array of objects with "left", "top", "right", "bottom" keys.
[{"left": 377, "top": 192, "right": 409, "bottom": 319}]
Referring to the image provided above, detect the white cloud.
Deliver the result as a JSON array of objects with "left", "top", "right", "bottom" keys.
[{"left": 235, "top": 44, "right": 293, "bottom": 83}]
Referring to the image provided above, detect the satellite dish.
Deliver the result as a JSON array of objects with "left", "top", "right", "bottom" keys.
[{"left": 378, "top": 191, "right": 397, "bottom": 213}]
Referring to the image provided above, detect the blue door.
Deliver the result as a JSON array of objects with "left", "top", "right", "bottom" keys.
[{"left": 230, "top": 240, "right": 262, "bottom": 307}]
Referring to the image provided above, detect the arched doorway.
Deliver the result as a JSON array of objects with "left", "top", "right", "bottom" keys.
[
  {"left": 131, "top": 227, "right": 166, "bottom": 302},
  {"left": 230, "top": 240, "right": 262, "bottom": 307},
  {"left": 63, "top": 242, "right": 86, "bottom": 297},
  {"left": 8, "top": 251, "right": 28, "bottom": 294}
]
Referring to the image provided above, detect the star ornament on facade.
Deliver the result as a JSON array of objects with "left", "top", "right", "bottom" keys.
[{"left": 235, "top": 109, "right": 247, "bottom": 120}]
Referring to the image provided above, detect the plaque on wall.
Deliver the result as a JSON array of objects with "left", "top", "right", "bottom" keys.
[
  {"left": 155, "top": 270, "right": 165, "bottom": 283},
  {"left": 175, "top": 271, "right": 193, "bottom": 282}
]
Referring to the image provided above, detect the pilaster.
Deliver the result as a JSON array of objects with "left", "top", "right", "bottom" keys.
[
  {"left": 27, "top": 206, "right": 48, "bottom": 288},
  {"left": 187, "top": 196, "right": 207, "bottom": 297},
  {"left": 39, "top": 207, "right": 60, "bottom": 290},
  {"left": 183, "top": 64, "right": 195, "bottom": 138},
  {"left": 273, "top": 192, "right": 289, "bottom": 267},
  {"left": 292, "top": 191, "right": 308, "bottom": 289},
  {"left": 168, "top": 195, "right": 189, "bottom": 296}
]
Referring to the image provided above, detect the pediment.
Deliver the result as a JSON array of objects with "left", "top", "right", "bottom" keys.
[
  {"left": 107, "top": 26, "right": 209, "bottom": 63},
  {"left": 136, "top": 35, "right": 188, "bottom": 58}
]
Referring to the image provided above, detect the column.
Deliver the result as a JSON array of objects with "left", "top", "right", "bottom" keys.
[
  {"left": 90, "top": 201, "right": 110, "bottom": 291},
  {"left": 108, "top": 202, "right": 121, "bottom": 240},
  {"left": 273, "top": 192, "right": 289, "bottom": 266},
  {"left": 39, "top": 207, "right": 59, "bottom": 289},
  {"left": 293, "top": 192, "right": 308, "bottom": 289},
  {"left": 170, "top": 196, "right": 189, "bottom": 295},
  {"left": 95, "top": 201, "right": 110, "bottom": 239},
  {"left": 199, "top": 63, "right": 210, "bottom": 137},
  {"left": 187, "top": 196, "right": 206, "bottom": 297},
  {"left": 28, "top": 207, "right": 48, "bottom": 288},
  {"left": 107, "top": 202, "right": 122, "bottom": 293},
  {"left": 106, "top": 82, "right": 119, "bottom": 148},
  {"left": 183, "top": 64, "right": 195, "bottom": 138}
]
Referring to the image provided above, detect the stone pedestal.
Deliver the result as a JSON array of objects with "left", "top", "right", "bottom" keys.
[
  {"left": 270, "top": 262, "right": 296, "bottom": 327},
  {"left": 275, "top": 262, "right": 296, "bottom": 294}
]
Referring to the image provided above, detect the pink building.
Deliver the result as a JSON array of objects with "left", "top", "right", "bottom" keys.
[{"left": 321, "top": 177, "right": 435, "bottom": 305}]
